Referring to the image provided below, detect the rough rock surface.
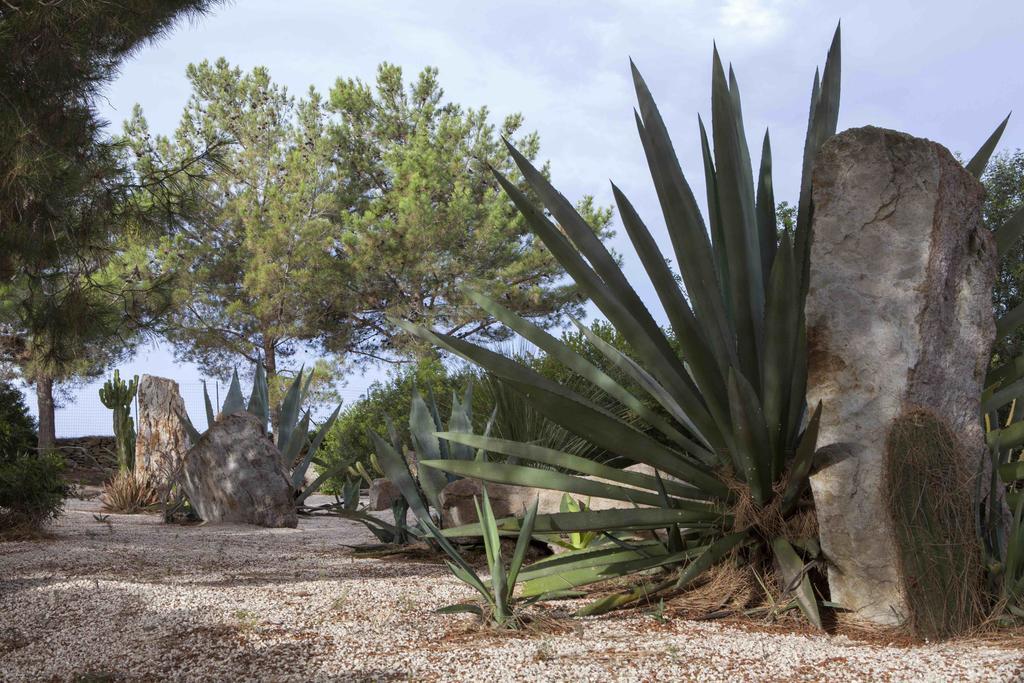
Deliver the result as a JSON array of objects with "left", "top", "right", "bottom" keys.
[
  {"left": 438, "top": 464, "right": 671, "bottom": 528},
  {"left": 368, "top": 478, "right": 402, "bottom": 511},
  {"left": 805, "top": 126, "right": 996, "bottom": 625},
  {"left": 134, "top": 375, "right": 192, "bottom": 485},
  {"left": 181, "top": 412, "right": 297, "bottom": 528}
]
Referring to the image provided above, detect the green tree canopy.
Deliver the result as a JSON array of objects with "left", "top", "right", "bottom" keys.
[
  {"left": 0, "top": 0, "right": 221, "bottom": 449},
  {"left": 132, "top": 60, "right": 613, "bottom": 389}
]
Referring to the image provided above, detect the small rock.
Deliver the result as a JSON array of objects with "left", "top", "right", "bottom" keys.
[{"left": 367, "top": 478, "right": 402, "bottom": 511}]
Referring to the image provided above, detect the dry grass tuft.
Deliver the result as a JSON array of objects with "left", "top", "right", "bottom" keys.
[
  {"left": 101, "top": 470, "right": 159, "bottom": 514},
  {"left": 668, "top": 561, "right": 763, "bottom": 617}
]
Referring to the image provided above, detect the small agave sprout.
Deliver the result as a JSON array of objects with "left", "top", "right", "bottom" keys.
[{"left": 430, "top": 490, "right": 540, "bottom": 629}]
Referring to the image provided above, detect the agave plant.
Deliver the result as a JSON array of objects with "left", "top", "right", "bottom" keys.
[
  {"left": 402, "top": 29, "right": 1017, "bottom": 624},
  {"left": 979, "top": 211, "right": 1024, "bottom": 617},
  {"left": 955, "top": 113, "right": 1024, "bottom": 618},
  {"left": 334, "top": 380, "right": 496, "bottom": 544},
  {"left": 181, "top": 364, "right": 343, "bottom": 505},
  {"left": 429, "top": 490, "right": 540, "bottom": 629},
  {"left": 390, "top": 29, "right": 846, "bottom": 624}
]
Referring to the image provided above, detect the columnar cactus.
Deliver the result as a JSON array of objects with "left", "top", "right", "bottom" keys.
[{"left": 99, "top": 370, "right": 139, "bottom": 472}]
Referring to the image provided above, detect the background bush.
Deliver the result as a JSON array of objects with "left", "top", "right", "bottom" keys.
[
  {"left": 0, "top": 452, "right": 68, "bottom": 535},
  {"left": 317, "top": 358, "right": 480, "bottom": 492},
  {"left": 0, "top": 379, "right": 37, "bottom": 460},
  {"left": 315, "top": 322, "right": 655, "bottom": 492}
]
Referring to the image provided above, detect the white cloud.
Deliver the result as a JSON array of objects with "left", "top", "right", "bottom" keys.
[{"left": 719, "top": 0, "right": 789, "bottom": 43}]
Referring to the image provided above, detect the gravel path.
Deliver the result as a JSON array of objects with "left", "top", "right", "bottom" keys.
[{"left": 1, "top": 497, "right": 1022, "bottom": 682}]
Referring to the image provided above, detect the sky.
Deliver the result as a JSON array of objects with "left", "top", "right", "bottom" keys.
[{"left": 27, "top": 0, "right": 1024, "bottom": 435}]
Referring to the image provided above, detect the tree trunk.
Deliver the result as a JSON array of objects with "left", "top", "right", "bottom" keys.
[
  {"left": 263, "top": 337, "right": 278, "bottom": 435},
  {"left": 36, "top": 375, "right": 56, "bottom": 453}
]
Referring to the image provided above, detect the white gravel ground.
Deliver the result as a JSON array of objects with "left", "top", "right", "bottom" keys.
[{"left": 1, "top": 496, "right": 1022, "bottom": 682}]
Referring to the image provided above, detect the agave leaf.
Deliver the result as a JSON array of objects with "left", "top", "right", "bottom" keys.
[
  {"left": 996, "top": 205, "right": 1024, "bottom": 256},
  {"left": 519, "top": 541, "right": 667, "bottom": 580},
  {"left": 786, "top": 324, "right": 809, "bottom": 448},
  {"left": 292, "top": 403, "right": 341, "bottom": 490},
  {"left": 277, "top": 368, "right": 306, "bottom": 452},
  {"left": 986, "top": 354, "right": 1024, "bottom": 392},
  {"left": 771, "top": 536, "right": 823, "bottom": 629},
  {"left": 569, "top": 316, "right": 716, "bottom": 456},
  {"left": 999, "top": 461, "right": 1024, "bottom": 483},
  {"left": 761, "top": 232, "right": 799, "bottom": 479},
  {"left": 397, "top": 318, "right": 726, "bottom": 495},
  {"left": 576, "top": 576, "right": 677, "bottom": 617},
  {"left": 796, "top": 24, "right": 841, "bottom": 294},
  {"left": 468, "top": 288, "right": 711, "bottom": 457},
  {"left": 506, "top": 497, "right": 539, "bottom": 590},
  {"left": 202, "top": 380, "right": 216, "bottom": 428},
  {"left": 247, "top": 362, "right": 269, "bottom": 427},
  {"left": 631, "top": 63, "right": 734, "bottom": 369},
  {"left": 280, "top": 410, "right": 311, "bottom": 470},
  {"left": 603, "top": 187, "right": 733, "bottom": 441},
  {"left": 425, "top": 386, "right": 450, "bottom": 461},
  {"left": 988, "top": 421, "right": 1024, "bottom": 452},
  {"left": 441, "top": 506, "right": 724, "bottom": 537},
  {"left": 755, "top": 129, "right": 778, "bottom": 288},
  {"left": 505, "top": 141, "right": 697, "bottom": 397},
  {"left": 409, "top": 385, "right": 447, "bottom": 510},
  {"left": 726, "top": 368, "right": 772, "bottom": 504},
  {"left": 445, "top": 560, "right": 493, "bottom": 606},
  {"left": 653, "top": 469, "right": 686, "bottom": 552},
  {"left": 982, "top": 378, "right": 1024, "bottom": 415},
  {"left": 435, "top": 432, "right": 708, "bottom": 502},
  {"left": 966, "top": 114, "right": 1011, "bottom": 179},
  {"left": 447, "top": 382, "right": 475, "bottom": 461},
  {"left": 524, "top": 545, "right": 705, "bottom": 598},
  {"left": 181, "top": 410, "right": 202, "bottom": 444},
  {"left": 1005, "top": 494, "right": 1024, "bottom": 598},
  {"left": 492, "top": 168, "right": 718, "bottom": 444},
  {"left": 384, "top": 414, "right": 403, "bottom": 454},
  {"left": 221, "top": 368, "right": 245, "bottom": 415},
  {"left": 370, "top": 430, "right": 431, "bottom": 524},
  {"left": 781, "top": 401, "right": 823, "bottom": 514},
  {"left": 421, "top": 459, "right": 685, "bottom": 509},
  {"left": 712, "top": 48, "right": 765, "bottom": 387},
  {"left": 301, "top": 368, "right": 315, "bottom": 402},
  {"left": 699, "top": 115, "right": 730, "bottom": 316},
  {"left": 296, "top": 459, "right": 351, "bottom": 505},
  {"left": 475, "top": 405, "right": 498, "bottom": 461},
  {"left": 674, "top": 532, "right": 748, "bottom": 590},
  {"left": 477, "top": 492, "right": 507, "bottom": 612},
  {"left": 436, "top": 603, "right": 484, "bottom": 616}
]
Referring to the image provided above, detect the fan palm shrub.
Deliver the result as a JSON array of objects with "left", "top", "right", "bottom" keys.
[{"left": 392, "top": 28, "right": 844, "bottom": 624}]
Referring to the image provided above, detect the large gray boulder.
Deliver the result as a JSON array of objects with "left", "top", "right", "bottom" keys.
[
  {"left": 180, "top": 412, "right": 297, "bottom": 528},
  {"left": 134, "top": 375, "right": 192, "bottom": 486},
  {"left": 805, "top": 126, "right": 996, "bottom": 625}
]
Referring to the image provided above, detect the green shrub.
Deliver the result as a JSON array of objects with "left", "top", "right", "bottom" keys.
[
  {"left": 0, "top": 380, "right": 37, "bottom": 460},
  {"left": 0, "top": 452, "right": 68, "bottom": 535},
  {"left": 317, "top": 359, "right": 478, "bottom": 492}
]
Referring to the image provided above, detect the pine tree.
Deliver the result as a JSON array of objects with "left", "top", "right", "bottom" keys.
[{"left": 0, "top": 0, "right": 222, "bottom": 449}]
